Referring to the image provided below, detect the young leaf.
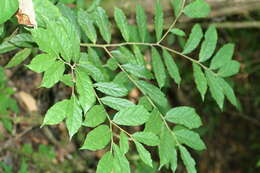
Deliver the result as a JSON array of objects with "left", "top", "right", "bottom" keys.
[
  {"left": 6, "top": 48, "right": 31, "bottom": 68},
  {"left": 183, "top": 0, "right": 210, "bottom": 18},
  {"left": 96, "top": 152, "right": 113, "bottom": 173},
  {"left": 217, "top": 60, "right": 240, "bottom": 77},
  {"left": 113, "top": 144, "right": 131, "bottom": 173},
  {"left": 151, "top": 47, "right": 166, "bottom": 88},
  {"left": 154, "top": 0, "right": 164, "bottom": 41},
  {"left": 119, "top": 132, "right": 129, "bottom": 154},
  {"left": 0, "top": 0, "right": 18, "bottom": 24},
  {"left": 81, "top": 125, "right": 111, "bottom": 151},
  {"left": 144, "top": 109, "right": 163, "bottom": 135},
  {"left": 114, "top": 8, "right": 130, "bottom": 42},
  {"left": 77, "top": 9, "right": 97, "bottom": 43},
  {"left": 42, "top": 99, "right": 69, "bottom": 126},
  {"left": 174, "top": 126, "right": 206, "bottom": 151},
  {"left": 66, "top": 95, "right": 83, "bottom": 139},
  {"left": 41, "top": 61, "right": 65, "bottom": 88},
  {"left": 210, "top": 43, "right": 235, "bottom": 70},
  {"left": 27, "top": 54, "right": 55, "bottom": 73},
  {"left": 170, "top": 0, "right": 183, "bottom": 17},
  {"left": 100, "top": 96, "right": 135, "bottom": 111},
  {"left": 122, "top": 64, "right": 153, "bottom": 79},
  {"left": 136, "top": 5, "right": 148, "bottom": 42},
  {"left": 113, "top": 105, "right": 150, "bottom": 126},
  {"left": 205, "top": 71, "right": 224, "bottom": 109},
  {"left": 192, "top": 63, "right": 207, "bottom": 101},
  {"left": 163, "top": 49, "right": 181, "bottom": 85},
  {"left": 94, "top": 82, "right": 128, "bottom": 97},
  {"left": 170, "top": 28, "right": 186, "bottom": 37},
  {"left": 134, "top": 141, "right": 153, "bottom": 167},
  {"left": 94, "top": 7, "right": 111, "bottom": 43},
  {"left": 218, "top": 78, "right": 238, "bottom": 108},
  {"left": 199, "top": 25, "right": 218, "bottom": 62},
  {"left": 165, "top": 106, "right": 202, "bottom": 129},
  {"left": 179, "top": 145, "right": 197, "bottom": 173},
  {"left": 75, "top": 67, "right": 96, "bottom": 113},
  {"left": 133, "top": 132, "right": 160, "bottom": 146},
  {"left": 83, "top": 105, "right": 106, "bottom": 128},
  {"left": 182, "top": 24, "right": 203, "bottom": 54}
]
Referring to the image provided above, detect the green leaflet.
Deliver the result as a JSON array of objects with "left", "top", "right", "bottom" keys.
[
  {"left": 66, "top": 95, "right": 83, "bottom": 139},
  {"left": 79, "top": 61, "right": 108, "bottom": 82},
  {"left": 138, "top": 96, "right": 153, "bottom": 111},
  {"left": 144, "top": 108, "right": 163, "bottom": 135},
  {"left": 119, "top": 132, "right": 129, "bottom": 154},
  {"left": 111, "top": 46, "right": 137, "bottom": 65},
  {"left": 199, "top": 25, "right": 218, "bottom": 62},
  {"left": 0, "top": 0, "right": 18, "bottom": 24},
  {"left": 179, "top": 145, "right": 197, "bottom": 173},
  {"left": 94, "top": 7, "right": 111, "bottom": 43},
  {"left": 113, "top": 105, "right": 150, "bottom": 126},
  {"left": 182, "top": 24, "right": 203, "bottom": 54},
  {"left": 170, "top": 28, "right": 186, "bottom": 37},
  {"left": 210, "top": 43, "right": 235, "bottom": 70},
  {"left": 151, "top": 47, "right": 166, "bottom": 88},
  {"left": 154, "top": 0, "right": 164, "bottom": 41},
  {"left": 77, "top": 9, "right": 97, "bottom": 43},
  {"left": 174, "top": 126, "right": 206, "bottom": 151},
  {"left": 133, "top": 45, "right": 146, "bottom": 66},
  {"left": 170, "top": 0, "right": 183, "bottom": 17},
  {"left": 113, "top": 144, "right": 131, "bottom": 173},
  {"left": 217, "top": 60, "right": 240, "bottom": 77},
  {"left": 192, "top": 63, "right": 207, "bottom": 101},
  {"left": 165, "top": 106, "right": 202, "bottom": 129},
  {"left": 114, "top": 8, "right": 130, "bottom": 42},
  {"left": 75, "top": 67, "right": 96, "bottom": 113},
  {"left": 136, "top": 5, "right": 148, "bottom": 42},
  {"left": 96, "top": 152, "right": 114, "bottom": 173},
  {"left": 27, "top": 54, "right": 56, "bottom": 73},
  {"left": 42, "top": 99, "right": 69, "bottom": 126},
  {"left": 81, "top": 125, "right": 111, "bottom": 151},
  {"left": 41, "top": 61, "right": 65, "bottom": 88},
  {"left": 205, "top": 71, "right": 224, "bottom": 109},
  {"left": 183, "top": 0, "right": 210, "bottom": 18},
  {"left": 218, "top": 78, "right": 238, "bottom": 108},
  {"left": 134, "top": 141, "right": 153, "bottom": 167},
  {"left": 132, "top": 132, "right": 160, "bottom": 146},
  {"left": 94, "top": 82, "right": 128, "bottom": 97},
  {"left": 122, "top": 64, "right": 153, "bottom": 79},
  {"left": 100, "top": 96, "right": 135, "bottom": 111},
  {"left": 88, "top": 47, "right": 103, "bottom": 68},
  {"left": 61, "top": 74, "right": 74, "bottom": 87},
  {"left": 6, "top": 48, "right": 31, "bottom": 68},
  {"left": 163, "top": 49, "right": 181, "bottom": 85},
  {"left": 83, "top": 105, "right": 106, "bottom": 127}
]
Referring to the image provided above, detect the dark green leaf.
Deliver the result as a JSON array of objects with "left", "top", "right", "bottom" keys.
[
  {"left": 114, "top": 8, "right": 130, "bottom": 42},
  {"left": 192, "top": 63, "right": 207, "bottom": 101},
  {"left": 184, "top": 0, "right": 210, "bottom": 18},
  {"left": 94, "top": 82, "right": 128, "bottom": 97},
  {"left": 133, "top": 45, "right": 145, "bottom": 66},
  {"left": 6, "top": 48, "right": 31, "bottom": 68},
  {"left": 154, "top": 0, "right": 164, "bottom": 41},
  {"left": 136, "top": 5, "right": 148, "bottom": 42},
  {"left": 133, "top": 132, "right": 160, "bottom": 146},
  {"left": 79, "top": 61, "right": 108, "bottom": 82},
  {"left": 151, "top": 47, "right": 166, "bottom": 88},
  {"left": 134, "top": 141, "right": 153, "bottom": 167},
  {"left": 217, "top": 60, "right": 240, "bottom": 77},
  {"left": 101, "top": 96, "right": 135, "bottom": 111},
  {"left": 94, "top": 7, "right": 111, "bottom": 43},
  {"left": 83, "top": 105, "right": 106, "bottom": 127}
]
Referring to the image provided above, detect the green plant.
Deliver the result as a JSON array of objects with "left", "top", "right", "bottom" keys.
[{"left": 0, "top": 0, "right": 240, "bottom": 172}]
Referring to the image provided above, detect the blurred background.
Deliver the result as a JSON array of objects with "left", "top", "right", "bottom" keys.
[{"left": 0, "top": 0, "right": 260, "bottom": 172}]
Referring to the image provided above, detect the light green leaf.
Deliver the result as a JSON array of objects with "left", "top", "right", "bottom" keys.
[
  {"left": 144, "top": 109, "right": 163, "bottom": 135},
  {"left": 0, "top": 0, "right": 18, "bottom": 24},
  {"left": 217, "top": 60, "right": 240, "bottom": 77},
  {"left": 154, "top": 0, "right": 164, "bottom": 41},
  {"left": 184, "top": 0, "right": 210, "bottom": 18},
  {"left": 170, "top": 147, "right": 178, "bottom": 173},
  {"left": 94, "top": 82, "right": 128, "bottom": 97},
  {"left": 171, "top": 0, "right": 183, "bottom": 17},
  {"left": 210, "top": 43, "right": 235, "bottom": 70},
  {"left": 192, "top": 63, "right": 207, "bottom": 101},
  {"left": 174, "top": 126, "right": 206, "bottom": 151},
  {"left": 96, "top": 152, "right": 113, "bottom": 173},
  {"left": 218, "top": 78, "right": 238, "bottom": 108},
  {"left": 113, "top": 144, "right": 131, "bottom": 173},
  {"left": 42, "top": 99, "right": 69, "bottom": 125},
  {"left": 79, "top": 61, "right": 108, "bottom": 82},
  {"left": 122, "top": 64, "right": 153, "bottom": 79},
  {"left": 179, "top": 145, "right": 197, "bottom": 173},
  {"left": 83, "top": 105, "right": 106, "bottom": 127},
  {"left": 182, "top": 24, "right": 203, "bottom": 54},
  {"left": 100, "top": 96, "right": 135, "bottom": 111},
  {"left": 41, "top": 61, "right": 65, "bottom": 88},
  {"left": 119, "top": 132, "right": 129, "bottom": 154},
  {"left": 114, "top": 8, "right": 130, "bottom": 42},
  {"left": 199, "top": 25, "right": 218, "bottom": 62},
  {"left": 113, "top": 105, "right": 150, "bottom": 126},
  {"left": 106, "top": 58, "right": 118, "bottom": 71},
  {"left": 151, "top": 47, "right": 166, "bottom": 88},
  {"left": 66, "top": 95, "right": 83, "bottom": 139},
  {"left": 94, "top": 7, "right": 111, "bottom": 43},
  {"left": 165, "top": 106, "right": 202, "bottom": 129},
  {"left": 134, "top": 141, "right": 153, "bottom": 167},
  {"left": 111, "top": 46, "right": 137, "bottom": 65},
  {"left": 136, "top": 5, "right": 148, "bottom": 42},
  {"left": 27, "top": 54, "right": 56, "bottom": 73},
  {"left": 81, "top": 125, "right": 111, "bottom": 151},
  {"left": 75, "top": 67, "right": 96, "bottom": 113},
  {"left": 138, "top": 96, "right": 153, "bottom": 111},
  {"left": 88, "top": 47, "right": 103, "bottom": 68},
  {"left": 170, "top": 28, "right": 186, "bottom": 37},
  {"left": 61, "top": 74, "right": 74, "bottom": 87},
  {"left": 133, "top": 45, "right": 145, "bottom": 66},
  {"left": 163, "top": 49, "right": 181, "bottom": 85},
  {"left": 77, "top": 9, "right": 97, "bottom": 43},
  {"left": 6, "top": 48, "right": 31, "bottom": 68},
  {"left": 133, "top": 132, "right": 160, "bottom": 146},
  {"left": 205, "top": 71, "right": 224, "bottom": 109}
]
